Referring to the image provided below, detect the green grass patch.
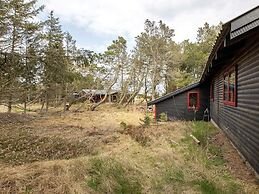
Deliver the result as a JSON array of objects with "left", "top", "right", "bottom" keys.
[
  {"left": 181, "top": 122, "right": 244, "bottom": 194},
  {"left": 193, "top": 178, "right": 243, "bottom": 194},
  {"left": 165, "top": 168, "right": 185, "bottom": 183},
  {"left": 193, "top": 179, "right": 223, "bottom": 194},
  {"left": 226, "top": 181, "right": 243, "bottom": 194},
  {"left": 206, "top": 145, "right": 225, "bottom": 166},
  {"left": 86, "top": 157, "right": 142, "bottom": 194},
  {"left": 191, "top": 121, "right": 216, "bottom": 146},
  {"left": 183, "top": 122, "right": 226, "bottom": 167}
]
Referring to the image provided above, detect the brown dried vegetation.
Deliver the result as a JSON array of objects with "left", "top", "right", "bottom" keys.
[{"left": 0, "top": 106, "right": 258, "bottom": 194}]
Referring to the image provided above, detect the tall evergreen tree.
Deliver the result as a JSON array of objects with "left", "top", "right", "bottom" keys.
[
  {"left": 0, "top": 0, "right": 8, "bottom": 42},
  {"left": 0, "top": 0, "right": 43, "bottom": 112},
  {"left": 19, "top": 28, "right": 42, "bottom": 112},
  {"left": 42, "top": 11, "right": 75, "bottom": 111}
]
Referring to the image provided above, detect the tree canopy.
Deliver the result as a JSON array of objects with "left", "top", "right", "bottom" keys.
[{"left": 0, "top": 0, "right": 222, "bottom": 111}]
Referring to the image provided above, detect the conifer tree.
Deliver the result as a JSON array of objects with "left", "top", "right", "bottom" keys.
[
  {"left": 1, "top": 0, "right": 43, "bottom": 112},
  {"left": 42, "top": 11, "right": 68, "bottom": 111}
]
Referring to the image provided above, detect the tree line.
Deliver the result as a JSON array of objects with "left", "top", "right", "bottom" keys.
[{"left": 0, "top": 0, "right": 222, "bottom": 112}]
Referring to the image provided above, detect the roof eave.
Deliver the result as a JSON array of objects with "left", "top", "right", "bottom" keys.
[{"left": 147, "top": 82, "right": 200, "bottom": 106}]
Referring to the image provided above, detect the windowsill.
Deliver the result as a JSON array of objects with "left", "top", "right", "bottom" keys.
[
  {"left": 223, "top": 101, "right": 236, "bottom": 107},
  {"left": 187, "top": 107, "right": 200, "bottom": 111}
]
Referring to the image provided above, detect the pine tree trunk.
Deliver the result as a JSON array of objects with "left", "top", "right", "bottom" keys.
[
  {"left": 124, "top": 92, "right": 137, "bottom": 107},
  {"left": 118, "top": 92, "right": 127, "bottom": 105},
  {"left": 41, "top": 100, "right": 45, "bottom": 111},
  {"left": 90, "top": 68, "right": 120, "bottom": 111},
  {"left": 63, "top": 84, "right": 68, "bottom": 112},
  {"left": 8, "top": 92, "right": 12, "bottom": 113},
  {"left": 45, "top": 90, "right": 49, "bottom": 112},
  {"left": 24, "top": 91, "right": 27, "bottom": 114},
  {"left": 144, "top": 76, "right": 148, "bottom": 102},
  {"left": 151, "top": 84, "right": 156, "bottom": 101}
]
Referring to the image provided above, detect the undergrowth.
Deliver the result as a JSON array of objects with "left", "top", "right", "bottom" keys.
[
  {"left": 86, "top": 157, "right": 142, "bottom": 194},
  {"left": 1, "top": 110, "right": 256, "bottom": 194},
  {"left": 0, "top": 129, "right": 94, "bottom": 165},
  {"left": 118, "top": 122, "right": 151, "bottom": 146},
  {"left": 181, "top": 121, "right": 244, "bottom": 194}
]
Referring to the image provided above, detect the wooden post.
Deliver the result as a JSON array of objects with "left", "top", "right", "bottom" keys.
[{"left": 153, "top": 105, "right": 156, "bottom": 121}]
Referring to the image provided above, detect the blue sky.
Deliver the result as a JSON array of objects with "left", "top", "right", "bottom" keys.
[{"left": 38, "top": 0, "right": 259, "bottom": 53}]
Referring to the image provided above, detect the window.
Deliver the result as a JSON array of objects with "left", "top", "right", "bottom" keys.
[
  {"left": 223, "top": 67, "right": 236, "bottom": 106},
  {"left": 188, "top": 91, "right": 200, "bottom": 110},
  {"left": 211, "top": 80, "right": 214, "bottom": 101}
]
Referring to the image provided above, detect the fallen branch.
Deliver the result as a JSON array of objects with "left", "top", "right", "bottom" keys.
[
  {"left": 169, "top": 139, "right": 179, "bottom": 145},
  {"left": 190, "top": 134, "right": 200, "bottom": 145}
]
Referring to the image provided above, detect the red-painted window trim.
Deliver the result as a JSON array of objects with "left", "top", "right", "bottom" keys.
[
  {"left": 187, "top": 91, "right": 200, "bottom": 111},
  {"left": 223, "top": 66, "right": 237, "bottom": 107},
  {"left": 210, "top": 79, "right": 214, "bottom": 102}
]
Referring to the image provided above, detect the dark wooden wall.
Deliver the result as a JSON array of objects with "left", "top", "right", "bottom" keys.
[
  {"left": 155, "top": 83, "right": 210, "bottom": 121},
  {"left": 210, "top": 40, "right": 259, "bottom": 174}
]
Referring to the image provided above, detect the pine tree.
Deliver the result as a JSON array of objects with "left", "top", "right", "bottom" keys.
[
  {"left": 135, "top": 20, "right": 175, "bottom": 100},
  {"left": 20, "top": 28, "right": 42, "bottom": 113},
  {"left": 0, "top": 0, "right": 8, "bottom": 41},
  {"left": 179, "top": 22, "right": 222, "bottom": 83},
  {"left": 42, "top": 11, "right": 68, "bottom": 112},
  {"left": 1, "top": 0, "right": 43, "bottom": 112}
]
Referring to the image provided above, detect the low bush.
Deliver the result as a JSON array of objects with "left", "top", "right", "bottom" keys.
[
  {"left": 119, "top": 121, "right": 127, "bottom": 130},
  {"left": 139, "top": 115, "right": 151, "bottom": 128},
  {"left": 159, "top": 112, "right": 168, "bottom": 122}
]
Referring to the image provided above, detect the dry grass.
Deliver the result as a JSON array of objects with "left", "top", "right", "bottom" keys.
[
  {"left": 0, "top": 105, "right": 258, "bottom": 194},
  {"left": 0, "top": 105, "right": 144, "bottom": 166},
  {"left": 0, "top": 105, "right": 8, "bottom": 112}
]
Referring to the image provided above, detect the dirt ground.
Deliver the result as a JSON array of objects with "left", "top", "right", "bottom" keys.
[
  {"left": 0, "top": 105, "right": 258, "bottom": 193},
  {"left": 211, "top": 131, "right": 258, "bottom": 183}
]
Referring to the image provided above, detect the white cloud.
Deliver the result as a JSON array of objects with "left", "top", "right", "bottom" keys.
[
  {"left": 40, "top": 0, "right": 259, "bottom": 51},
  {"left": 43, "top": 0, "right": 146, "bottom": 36}
]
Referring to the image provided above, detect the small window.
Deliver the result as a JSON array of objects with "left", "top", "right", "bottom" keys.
[
  {"left": 223, "top": 67, "right": 236, "bottom": 106},
  {"left": 188, "top": 91, "right": 200, "bottom": 110},
  {"left": 211, "top": 80, "right": 214, "bottom": 101}
]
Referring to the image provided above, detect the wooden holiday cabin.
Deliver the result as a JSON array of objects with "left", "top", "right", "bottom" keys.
[
  {"left": 148, "top": 82, "right": 210, "bottom": 121},
  {"left": 148, "top": 6, "right": 259, "bottom": 175},
  {"left": 79, "top": 89, "right": 118, "bottom": 103}
]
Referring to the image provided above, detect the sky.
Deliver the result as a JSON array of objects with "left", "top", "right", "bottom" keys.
[{"left": 38, "top": 0, "right": 258, "bottom": 53}]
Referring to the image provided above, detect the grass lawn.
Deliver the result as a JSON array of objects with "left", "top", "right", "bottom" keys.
[{"left": 0, "top": 105, "right": 258, "bottom": 193}]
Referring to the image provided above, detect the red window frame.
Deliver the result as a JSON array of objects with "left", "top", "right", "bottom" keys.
[
  {"left": 187, "top": 91, "right": 200, "bottom": 110},
  {"left": 223, "top": 66, "right": 237, "bottom": 107},
  {"left": 210, "top": 79, "right": 214, "bottom": 102}
]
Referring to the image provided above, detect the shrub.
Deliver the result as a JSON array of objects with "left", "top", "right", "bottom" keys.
[
  {"left": 140, "top": 115, "right": 151, "bottom": 128},
  {"left": 120, "top": 121, "right": 127, "bottom": 130},
  {"left": 159, "top": 112, "right": 168, "bottom": 122}
]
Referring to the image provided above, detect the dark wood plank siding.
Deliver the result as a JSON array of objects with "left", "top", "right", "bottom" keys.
[
  {"left": 211, "top": 44, "right": 259, "bottom": 174},
  {"left": 156, "top": 83, "right": 210, "bottom": 121},
  {"left": 210, "top": 77, "right": 220, "bottom": 123}
]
